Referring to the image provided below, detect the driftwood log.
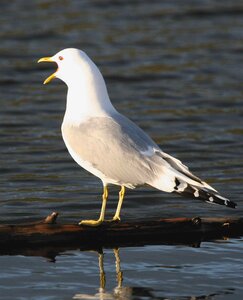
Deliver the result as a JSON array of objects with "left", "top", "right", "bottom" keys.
[{"left": 0, "top": 212, "right": 243, "bottom": 259}]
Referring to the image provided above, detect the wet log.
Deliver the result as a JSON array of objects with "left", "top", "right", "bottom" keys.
[{"left": 0, "top": 212, "right": 243, "bottom": 257}]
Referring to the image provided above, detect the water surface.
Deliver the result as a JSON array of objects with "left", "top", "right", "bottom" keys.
[{"left": 0, "top": 0, "right": 243, "bottom": 299}]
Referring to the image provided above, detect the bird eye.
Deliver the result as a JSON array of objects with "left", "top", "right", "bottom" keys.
[{"left": 59, "top": 56, "right": 64, "bottom": 61}]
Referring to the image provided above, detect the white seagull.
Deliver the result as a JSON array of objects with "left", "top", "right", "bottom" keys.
[{"left": 38, "top": 48, "right": 236, "bottom": 226}]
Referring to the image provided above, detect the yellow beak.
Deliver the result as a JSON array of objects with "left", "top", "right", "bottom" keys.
[{"left": 37, "top": 57, "right": 56, "bottom": 84}]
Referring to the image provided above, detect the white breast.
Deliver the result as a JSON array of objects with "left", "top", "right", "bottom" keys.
[{"left": 61, "top": 125, "right": 120, "bottom": 187}]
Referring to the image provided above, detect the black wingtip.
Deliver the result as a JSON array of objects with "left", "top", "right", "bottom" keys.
[
  {"left": 173, "top": 179, "right": 237, "bottom": 209},
  {"left": 226, "top": 200, "right": 237, "bottom": 209},
  {"left": 214, "top": 195, "right": 237, "bottom": 209},
  {"left": 204, "top": 194, "right": 237, "bottom": 209}
]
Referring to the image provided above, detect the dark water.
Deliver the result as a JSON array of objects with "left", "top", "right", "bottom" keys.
[{"left": 0, "top": 0, "right": 243, "bottom": 299}]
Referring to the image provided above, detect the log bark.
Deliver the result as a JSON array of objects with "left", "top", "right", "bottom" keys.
[{"left": 0, "top": 212, "right": 243, "bottom": 259}]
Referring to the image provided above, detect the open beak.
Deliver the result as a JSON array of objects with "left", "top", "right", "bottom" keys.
[{"left": 37, "top": 57, "right": 57, "bottom": 84}]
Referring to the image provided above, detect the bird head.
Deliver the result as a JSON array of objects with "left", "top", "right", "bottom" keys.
[{"left": 38, "top": 48, "right": 92, "bottom": 85}]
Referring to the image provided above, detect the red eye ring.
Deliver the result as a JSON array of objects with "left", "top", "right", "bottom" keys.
[{"left": 59, "top": 56, "right": 64, "bottom": 61}]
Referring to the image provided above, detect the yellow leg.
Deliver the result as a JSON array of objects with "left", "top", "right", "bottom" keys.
[
  {"left": 114, "top": 248, "right": 123, "bottom": 288},
  {"left": 112, "top": 186, "right": 125, "bottom": 222},
  {"left": 79, "top": 185, "right": 108, "bottom": 226},
  {"left": 98, "top": 251, "right": 106, "bottom": 292}
]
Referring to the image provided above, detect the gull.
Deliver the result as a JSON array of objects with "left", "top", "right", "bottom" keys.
[{"left": 38, "top": 48, "right": 236, "bottom": 226}]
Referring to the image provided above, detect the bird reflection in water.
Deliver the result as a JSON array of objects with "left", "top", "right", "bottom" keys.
[
  {"left": 73, "top": 248, "right": 157, "bottom": 300},
  {"left": 73, "top": 248, "right": 133, "bottom": 300}
]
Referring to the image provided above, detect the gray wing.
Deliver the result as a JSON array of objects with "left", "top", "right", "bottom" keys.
[
  {"left": 62, "top": 113, "right": 162, "bottom": 187},
  {"left": 112, "top": 114, "right": 202, "bottom": 183},
  {"left": 111, "top": 113, "right": 160, "bottom": 153}
]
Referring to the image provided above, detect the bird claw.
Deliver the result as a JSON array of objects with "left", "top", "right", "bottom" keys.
[
  {"left": 79, "top": 216, "right": 121, "bottom": 226},
  {"left": 79, "top": 219, "right": 103, "bottom": 227},
  {"left": 106, "top": 216, "right": 121, "bottom": 223}
]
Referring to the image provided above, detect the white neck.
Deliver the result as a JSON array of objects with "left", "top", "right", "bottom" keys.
[{"left": 61, "top": 56, "right": 116, "bottom": 125}]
